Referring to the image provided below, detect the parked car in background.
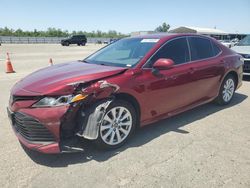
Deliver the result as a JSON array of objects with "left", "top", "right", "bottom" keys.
[
  {"left": 96, "top": 40, "right": 102, "bottom": 44},
  {"left": 110, "top": 38, "right": 119, "bottom": 43},
  {"left": 61, "top": 35, "right": 87, "bottom": 46},
  {"left": 218, "top": 38, "right": 240, "bottom": 48},
  {"left": 231, "top": 35, "right": 250, "bottom": 73},
  {"left": 230, "top": 38, "right": 239, "bottom": 47},
  {"left": 219, "top": 40, "right": 232, "bottom": 48},
  {"left": 8, "top": 34, "right": 243, "bottom": 154},
  {"left": 103, "top": 40, "right": 109, "bottom": 44}
]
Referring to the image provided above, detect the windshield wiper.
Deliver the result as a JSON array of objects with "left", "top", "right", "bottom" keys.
[
  {"left": 81, "top": 60, "right": 90, "bottom": 63},
  {"left": 100, "top": 63, "right": 109, "bottom": 66},
  {"left": 81, "top": 60, "right": 109, "bottom": 66}
]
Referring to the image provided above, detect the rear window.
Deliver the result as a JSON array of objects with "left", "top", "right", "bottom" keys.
[
  {"left": 212, "top": 42, "right": 221, "bottom": 56},
  {"left": 188, "top": 37, "right": 214, "bottom": 61}
]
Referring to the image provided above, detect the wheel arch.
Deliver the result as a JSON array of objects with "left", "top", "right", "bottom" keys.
[
  {"left": 216, "top": 70, "right": 239, "bottom": 99},
  {"left": 215, "top": 70, "right": 238, "bottom": 105},
  {"left": 114, "top": 93, "right": 141, "bottom": 128},
  {"left": 224, "top": 70, "right": 239, "bottom": 89}
]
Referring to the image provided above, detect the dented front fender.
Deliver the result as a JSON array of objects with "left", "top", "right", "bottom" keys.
[
  {"left": 82, "top": 80, "right": 120, "bottom": 99},
  {"left": 61, "top": 80, "right": 120, "bottom": 141}
]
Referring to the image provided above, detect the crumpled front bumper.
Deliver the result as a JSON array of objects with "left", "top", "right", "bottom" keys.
[{"left": 7, "top": 105, "right": 72, "bottom": 154}]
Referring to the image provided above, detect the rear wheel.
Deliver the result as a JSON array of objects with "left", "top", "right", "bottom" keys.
[
  {"left": 95, "top": 100, "right": 136, "bottom": 149},
  {"left": 215, "top": 75, "right": 236, "bottom": 105}
]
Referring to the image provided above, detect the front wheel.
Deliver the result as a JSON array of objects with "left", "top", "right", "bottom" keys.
[
  {"left": 95, "top": 100, "right": 136, "bottom": 149},
  {"left": 215, "top": 75, "right": 236, "bottom": 105}
]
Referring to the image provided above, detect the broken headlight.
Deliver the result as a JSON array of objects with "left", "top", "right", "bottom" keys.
[{"left": 32, "top": 94, "right": 88, "bottom": 107}]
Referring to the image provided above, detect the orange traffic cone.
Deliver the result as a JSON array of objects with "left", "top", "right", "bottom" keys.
[
  {"left": 49, "top": 58, "right": 53, "bottom": 66},
  {"left": 5, "top": 52, "right": 15, "bottom": 73}
]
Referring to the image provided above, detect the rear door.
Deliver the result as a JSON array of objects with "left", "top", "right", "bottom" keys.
[{"left": 187, "top": 36, "right": 224, "bottom": 102}]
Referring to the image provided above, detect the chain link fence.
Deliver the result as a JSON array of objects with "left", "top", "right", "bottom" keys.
[{"left": 0, "top": 36, "right": 111, "bottom": 44}]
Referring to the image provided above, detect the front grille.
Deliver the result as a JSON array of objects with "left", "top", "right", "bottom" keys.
[
  {"left": 240, "top": 54, "right": 250, "bottom": 59},
  {"left": 243, "top": 60, "right": 250, "bottom": 72},
  {"left": 12, "top": 112, "right": 55, "bottom": 142},
  {"left": 244, "top": 60, "right": 250, "bottom": 65}
]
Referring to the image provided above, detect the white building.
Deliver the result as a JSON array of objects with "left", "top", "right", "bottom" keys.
[{"left": 169, "top": 26, "right": 246, "bottom": 40}]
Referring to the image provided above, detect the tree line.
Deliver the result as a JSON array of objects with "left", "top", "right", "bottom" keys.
[
  {"left": 0, "top": 27, "right": 127, "bottom": 38},
  {"left": 0, "top": 22, "right": 170, "bottom": 38}
]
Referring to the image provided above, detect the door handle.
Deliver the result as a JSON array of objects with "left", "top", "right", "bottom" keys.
[
  {"left": 164, "top": 75, "right": 177, "bottom": 80},
  {"left": 170, "top": 75, "right": 177, "bottom": 80},
  {"left": 189, "top": 67, "right": 197, "bottom": 74}
]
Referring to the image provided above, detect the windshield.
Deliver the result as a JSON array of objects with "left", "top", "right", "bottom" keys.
[
  {"left": 237, "top": 35, "right": 250, "bottom": 46},
  {"left": 85, "top": 38, "right": 159, "bottom": 67}
]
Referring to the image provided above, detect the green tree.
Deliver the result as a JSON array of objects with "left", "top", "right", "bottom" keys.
[
  {"left": 96, "top": 30, "right": 102, "bottom": 37},
  {"left": 15, "top": 29, "right": 23, "bottom": 36},
  {"left": 155, "top": 22, "right": 170, "bottom": 32}
]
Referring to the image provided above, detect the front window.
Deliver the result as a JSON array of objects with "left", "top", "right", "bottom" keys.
[
  {"left": 237, "top": 35, "right": 250, "bottom": 46},
  {"left": 85, "top": 38, "right": 158, "bottom": 67},
  {"left": 145, "top": 37, "right": 190, "bottom": 67}
]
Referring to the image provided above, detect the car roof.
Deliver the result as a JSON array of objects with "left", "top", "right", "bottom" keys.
[{"left": 130, "top": 33, "right": 212, "bottom": 40}]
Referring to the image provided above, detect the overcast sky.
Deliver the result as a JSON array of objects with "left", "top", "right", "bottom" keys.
[{"left": 1, "top": 0, "right": 249, "bottom": 34}]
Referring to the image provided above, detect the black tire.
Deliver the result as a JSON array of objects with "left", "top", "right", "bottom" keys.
[
  {"left": 65, "top": 42, "right": 69, "bottom": 46},
  {"left": 215, "top": 74, "right": 236, "bottom": 105},
  {"left": 94, "top": 99, "right": 136, "bottom": 150},
  {"left": 82, "top": 43, "right": 86, "bottom": 46}
]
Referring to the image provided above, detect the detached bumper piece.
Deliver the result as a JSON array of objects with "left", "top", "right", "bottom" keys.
[
  {"left": 12, "top": 112, "right": 56, "bottom": 142},
  {"left": 59, "top": 137, "right": 84, "bottom": 153}
]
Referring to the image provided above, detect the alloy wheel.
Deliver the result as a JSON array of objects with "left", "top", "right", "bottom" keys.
[
  {"left": 100, "top": 106, "right": 132, "bottom": 145},
  {"left": 222, "top": 78, "right": 235, "bottom": 102}
]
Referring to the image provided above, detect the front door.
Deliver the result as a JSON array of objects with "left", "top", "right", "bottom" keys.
[{"left": 138, "top": 37, "right": 196, "bottom": 120}]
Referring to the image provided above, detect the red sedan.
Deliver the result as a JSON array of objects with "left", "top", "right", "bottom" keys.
[{"left": 7, "top": 34, "right": 243, "bottom": 153}]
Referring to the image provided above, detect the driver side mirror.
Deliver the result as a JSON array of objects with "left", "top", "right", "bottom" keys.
[{"left": 153, "top": 58, "right": 174, "bottom": 70}]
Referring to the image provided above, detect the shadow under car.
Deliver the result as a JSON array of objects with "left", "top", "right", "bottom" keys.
[{"left": 22, "top": 92, "right": 247, "bottom": 167}]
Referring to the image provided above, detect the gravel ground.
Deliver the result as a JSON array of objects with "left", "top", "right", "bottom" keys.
[{"left": 0, "top": 44, "right": 249, "bottom": 188}]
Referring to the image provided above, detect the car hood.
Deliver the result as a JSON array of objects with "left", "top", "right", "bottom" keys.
[
  {"left": 11, "top": 61, "right": 127, "bottom": 96},
  {"left": 231, "top": 45, "right": 250, "bottom": 55}
]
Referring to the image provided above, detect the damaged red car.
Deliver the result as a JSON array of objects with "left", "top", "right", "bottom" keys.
[{"left": 7, "top": 34, "right": 243, "bottom": 153}]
